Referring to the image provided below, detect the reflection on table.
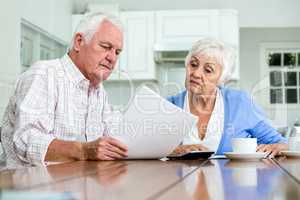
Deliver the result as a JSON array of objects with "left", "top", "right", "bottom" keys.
[
  {"left": 0, "top": 158, "right": 300, "bottom": 200},
  {"left": 157, "top": 159, "right": 300, "bottom": 200}
]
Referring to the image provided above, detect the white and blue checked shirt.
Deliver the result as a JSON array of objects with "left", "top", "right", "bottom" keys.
[{"left": 1, "top": 54, "right": 116, "bottom": 166}]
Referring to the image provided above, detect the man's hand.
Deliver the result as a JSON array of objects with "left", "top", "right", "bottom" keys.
[
  {"left": 45, "top": 137, "right": 128, "bottom": 162},
  {"left": 256, "top": 143, "right": 288, "bottom": 158},
  {"left": 83, "top": 137, "right": 128, "bottom": 160},
  {"left": 170, "top": 144, "right": 209, "bottom": 156}
]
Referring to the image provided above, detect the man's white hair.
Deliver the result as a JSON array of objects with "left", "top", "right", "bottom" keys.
[
  {"left": 185, "top": 38, "right": 236, "bottom": 84},
  {"left": 69, "top": 12, "right": 123, "bottom": 50}
]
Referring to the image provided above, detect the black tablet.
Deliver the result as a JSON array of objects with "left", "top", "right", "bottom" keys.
[{"left": 167, "top": 151, "right": 215, "bottom": 160}]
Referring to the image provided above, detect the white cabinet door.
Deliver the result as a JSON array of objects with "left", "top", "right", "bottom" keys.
[
  {"left": 155, "top": 10, "right": 239, "bottom": 81},
  {"left": 219, "top": 10, "right": 239, "bottom": 80},
  {"left": 219, "top": 10, "right": 239, "bottom": 45},
  {"left": 155, "top": 10, "right": 219, "bottom": 46},
  {"left": 119, "top": 11, "right": 156, "bottom": 80}
]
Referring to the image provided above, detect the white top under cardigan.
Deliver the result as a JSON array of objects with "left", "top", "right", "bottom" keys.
[{"left": 182, "top": 88, "right": 224, "bottom": 151}]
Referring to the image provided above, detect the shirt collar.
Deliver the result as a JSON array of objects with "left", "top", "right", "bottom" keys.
[
  {"left": 60, "top": 54, "right": 88, "bottom": 86},
  {"left": 184, "top": 87, "right": 222, "bottom": 113}
]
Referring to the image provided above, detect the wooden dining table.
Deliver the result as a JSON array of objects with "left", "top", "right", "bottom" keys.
[
  {"left": 0, "top": 157, "right": 300, "bottom": 200},
  {"left": 274, "top": 156, "right": 300, "bottom": 185}
]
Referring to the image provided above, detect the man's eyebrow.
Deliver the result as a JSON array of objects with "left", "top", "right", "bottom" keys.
[
  {"left": 99, "top": 41, "right": 122, "bottom": 51},
  {"left": 99, "top": 41, "right": 123, "bottom": 52},
  {"left": 99, "top": 41, "right": 112, "bottom": 46}
]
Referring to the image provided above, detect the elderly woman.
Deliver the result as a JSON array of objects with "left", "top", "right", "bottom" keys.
[{"left": 168, "top": 38, "right": 287, "bottom": 157}]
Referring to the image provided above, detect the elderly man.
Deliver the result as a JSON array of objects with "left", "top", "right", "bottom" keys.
[{"left": 1, "top": 13, "right": 128, "bottom": 166}]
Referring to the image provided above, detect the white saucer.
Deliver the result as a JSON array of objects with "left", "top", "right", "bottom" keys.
[
  {"left": 224, "top": 152, "right": 268, "bottom": 161},
  {"left": 281, "top": 150, "right": 300, "bottom": 157}
]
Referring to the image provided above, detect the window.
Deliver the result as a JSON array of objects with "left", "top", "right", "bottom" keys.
[
  {"left": 20, "top": 34, "right": 34, "bottom": 68},
  {"left": 267, "top": 49, "right": 300, "bottom": 104},
  {"left": 20, "top": 19, "right": 67, "bottom": 71}
]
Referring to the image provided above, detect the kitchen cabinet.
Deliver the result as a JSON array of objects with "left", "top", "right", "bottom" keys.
[
  {"left": 119, "top": 11, "right": 156, "bottom": 80},
  {"left": 155, "top": 9, "right": 239, "bottom": 80},
  {"left": 155, "top": 10, "right": 219, "bottom": 46},
  {"left": 219, "top": 10, "right": 239, "bottom": 80}
]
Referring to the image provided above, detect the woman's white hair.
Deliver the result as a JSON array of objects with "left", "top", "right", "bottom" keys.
[
  {"left": 69, "top": 12, "right": 123, "bottom": 50},
  {"left": 185, "top": 38, "right": 236, "bottom": 84}
]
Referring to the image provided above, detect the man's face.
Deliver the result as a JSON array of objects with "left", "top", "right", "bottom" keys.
[{"left": 79, "top": 19, "right": 123, "bottom": 83}]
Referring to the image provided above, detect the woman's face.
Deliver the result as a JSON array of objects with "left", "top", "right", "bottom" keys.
[{"left": 185, "top": 52, "right": 222, "bottom": 96}]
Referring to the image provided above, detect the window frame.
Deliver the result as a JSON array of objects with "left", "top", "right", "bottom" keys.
[
  {"left": 260, "top": 42, "right": 300, "bottom": 109},
  {"left": 20, "top": 18, "right": 68, "bottom": 72}
]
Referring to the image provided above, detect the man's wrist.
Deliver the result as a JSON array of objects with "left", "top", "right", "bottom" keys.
[{"left": 73, "top": 141, "right": 88, "bottom": 161}]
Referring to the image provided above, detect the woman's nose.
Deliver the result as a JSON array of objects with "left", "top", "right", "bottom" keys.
[{"left": 193, "top": 68, "right": 204, "bottom": 78}]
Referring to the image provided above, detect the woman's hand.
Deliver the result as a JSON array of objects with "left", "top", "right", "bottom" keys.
[
  {"left": 170, "top": 144, "right": 209, "bottom": 156},
  {"left": 256, "top": 143, "right": 288, "bottom": 157}
]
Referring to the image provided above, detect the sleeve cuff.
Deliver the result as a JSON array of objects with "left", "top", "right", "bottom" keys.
[{"left": 27, "top": 135, "right": 56, "bottom": 165}]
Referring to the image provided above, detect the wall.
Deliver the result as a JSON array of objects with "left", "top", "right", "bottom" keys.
[
  {"left": 240, "top": 27, "right": 300, "bottom": 126},
  {"left": 20, "top": 0, "right": 73, "bottom": 43},
  {"left": 0, "top": 0, "right": 21, "bottom": 121},
  {"left": 0, "top": 0, "right": 73, "bottom": 120}
]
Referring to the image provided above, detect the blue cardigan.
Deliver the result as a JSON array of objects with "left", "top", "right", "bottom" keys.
[{"left": 167, "top": 87, "right": 287, "bottom": 155}]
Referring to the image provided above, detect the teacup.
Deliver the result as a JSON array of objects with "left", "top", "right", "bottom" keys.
[
  {"left": 231, "top": 138, "right": 257, "bottom": 154},
  {"left": 288, "top": 136, "right": 300, "bottom": 152}
]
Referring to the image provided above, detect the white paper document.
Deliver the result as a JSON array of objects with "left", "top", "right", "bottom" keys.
[{"left": 109, "top": 86, "right": 197, "bottom": 159}]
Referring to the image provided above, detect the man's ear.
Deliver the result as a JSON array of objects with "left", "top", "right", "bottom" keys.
[{"left": 73, "top": 33, "right": 85, "bottom": 52}]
